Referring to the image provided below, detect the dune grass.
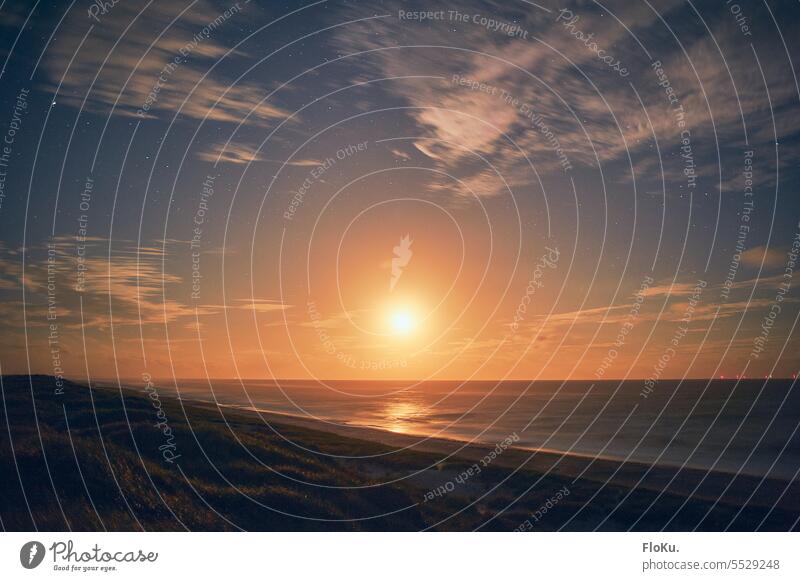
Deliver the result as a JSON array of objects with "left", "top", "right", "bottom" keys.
[{"left": 1, "top": 375, "right": 797, "bottom": 531}]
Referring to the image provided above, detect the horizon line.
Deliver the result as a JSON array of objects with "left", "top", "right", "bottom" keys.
[{"left": 7, "top": 374, "right": 797, "bottom": 383}]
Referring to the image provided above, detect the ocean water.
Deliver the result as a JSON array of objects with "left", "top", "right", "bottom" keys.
[{"left": 117, "top": 378, "right": 800, "bottom": 480}]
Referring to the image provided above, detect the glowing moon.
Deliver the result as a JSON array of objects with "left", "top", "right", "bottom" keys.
[{"left": 390, "top": 310, "right": 416, "bottom": 335}]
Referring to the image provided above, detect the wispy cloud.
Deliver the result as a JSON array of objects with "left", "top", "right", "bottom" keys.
[
  {"left": 196, "top": 141, "right": 321, "bottom": 166},
  {"left": 44, "top": 1, "right": 289, "bottom": 125},
  {"left": 332, "top": 0, "right": 799, "bottom": 199},
  {"left": 740, "top": 245, "right": 788, "bottom": 269}
]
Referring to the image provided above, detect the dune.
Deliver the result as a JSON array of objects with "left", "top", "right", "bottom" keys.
[{"left": 1, "top": 375, "right": 797, "bottom": 531}]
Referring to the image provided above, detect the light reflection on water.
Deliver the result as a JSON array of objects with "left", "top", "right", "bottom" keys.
[
  {"left": 123, "top": 378, "right": 800, "bottom": 479},
  {"left": 351, "top": 395, "right": 430, "bottom": 434},
  {"left": 382, "top": 400, "right": 427, "bottom": 434}
]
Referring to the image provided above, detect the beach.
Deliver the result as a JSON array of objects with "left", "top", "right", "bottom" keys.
[{"left": 1, "top": 375, "right": 797, "bottom": 531}]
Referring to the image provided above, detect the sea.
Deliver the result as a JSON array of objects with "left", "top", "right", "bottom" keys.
[{"left": 109, "top": 377, "right": 800, "bottom": 480}]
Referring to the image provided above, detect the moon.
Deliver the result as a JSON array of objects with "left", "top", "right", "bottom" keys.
[{"left": 389, "top": 310, "right": 416, "bottom": 335}]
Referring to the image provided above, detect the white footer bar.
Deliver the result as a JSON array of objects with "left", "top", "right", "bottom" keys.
[{"left": 1, "top": 532, "right": 797, "bottom": 580}]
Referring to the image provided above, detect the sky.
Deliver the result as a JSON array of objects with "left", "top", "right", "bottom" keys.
[{"left": 0, "top": 0, "right": 799, "bottom": 382}]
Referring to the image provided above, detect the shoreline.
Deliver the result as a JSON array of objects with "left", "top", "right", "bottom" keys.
[
  {"left": 61, "top": 377, "right": 800, "bottom": 491},
  {"left": 2, "top": 375, "right": 798, "bottom": 530},
  {"left": 135, "top": 384, "right": 798, "bottom": 511},
  {"left": 221, "top": 406, "right": 800, "bottom": 508}
]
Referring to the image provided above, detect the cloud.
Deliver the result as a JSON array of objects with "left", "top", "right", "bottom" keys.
[
  {"left": 330, "top": 0, "right": 800, "bottom": 200},
  {"left": 641, "top": 280, "right": 704, "bottom": 298},
  {"left": 233, "top": 299, "right": 291, "bottom": 314},
  {"left": 44, "top": 1, "right": 289, "bottom": 125},
  {"left": 196, "top": 142, "right": 265, "bottom": 165},
  {"left": 740, "top": 245, "right": 787, "bottom": 269},
  {"left": 670, "top": 298, "right": 798, "bottom": 323},
  {"left": 0, "top": 1, "right": 29, "bottom": 33},
  {"left": 413, "top": 141, "right": 443, "bottom": 161},
  {"left": 0, "top": 238, "right": 220, "bottom": 329},
  {"left": 196, "top": 142, "right": 321, "bottom": 166},
  {"left": 389, "top": 147, "right": 411, "bottom": 161},
  {"left": 54, "top": 238, "right": 202, "bottom": 327}
]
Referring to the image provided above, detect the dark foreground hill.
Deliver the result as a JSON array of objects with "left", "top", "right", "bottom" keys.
[{"left": 1, "top": 375, "right": 797, "bottom": 531}]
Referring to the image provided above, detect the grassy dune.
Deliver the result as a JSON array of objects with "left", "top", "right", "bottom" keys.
[{"left": 1, "top": 375, "right": 797, "bottom": 531}]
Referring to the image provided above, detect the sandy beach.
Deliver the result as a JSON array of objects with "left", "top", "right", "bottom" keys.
[{"left": 1, "top": 375, "right": 797, "bottom": 531}]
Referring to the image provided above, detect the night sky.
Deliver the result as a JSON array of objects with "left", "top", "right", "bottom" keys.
[{"left": 0, "top": 0, "right": 799, "bottom": 381}]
